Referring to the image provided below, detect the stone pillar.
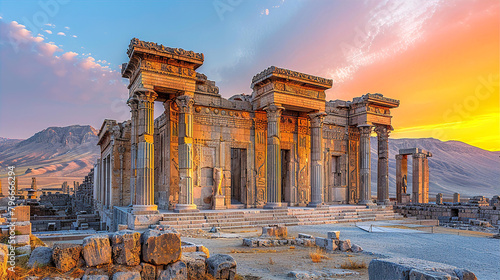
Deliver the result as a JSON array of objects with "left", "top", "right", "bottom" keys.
[
  {"left": 132, "top": 90, "right": 158, "bottom": 214},
  {"left": 127, "top": 97, "right": 139, "bottom": 206},
  {"left": 174, "top": 94, "right": 198, "bottom": 212},
  {"left": 264, "top": 104, "right": 284, "bottom": 209},
  {"left": 453, "top": 193, "right": 460, "bottom": 204},
  {"left": 412, "top": 153, "right": 429, "bottom": 203},
  {"left": 358, "top": 125, "right": 374, "bottom": 205},
  {"left": 308, "top": 112, "right": 327, "bottom": 208},
  {"left": 375, "top": 126, "right": 390, "bottom": 204},
  {"left": 436, "top": 193, "right": 443, "bottom": 205},
  {"left": 395, "top": 154, "right": 408, "bottom": 203}
]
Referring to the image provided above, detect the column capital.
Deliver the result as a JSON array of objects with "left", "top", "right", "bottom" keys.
[
  {"left": 264, "top": 103, "right": 284, "bottom": 121},
  {"left": 358, "top": 124, "right": 373, "bottom": 136},
  {"left": 175, "top": 95, "right": 195, "bottom": 114},
  {"left": 134, "top": 88, "right": 158, "bottom": 102},
  {"left": 374, "top": 125, "right": 390, "bottom": 138},
  {"left": 308, "top": 112, "right": 327, "bottom": 128}
]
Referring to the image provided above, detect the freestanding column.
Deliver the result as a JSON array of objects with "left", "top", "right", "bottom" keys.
[
  {"left": 132, "top": 90, "right": 158, "bottom": 213},
  {"left": 375, "top": 126, "right": 390, "bottom": 204},
  {"left": 308, "top": 112, "right": 327, "bottom": 207},
  {"left": 412, "top": 153, "right": 429, "bottom": 203},
  {"left": 358, "top": 125, "right": 374, "bottom": 205},
  {"left": 127, "top": 97, "right": 139, "bottom": 206},
  {"left": 174, "top": 94, "right": 198, "bottom": 212},
  {"left": 395, "top": 154, "right": 408, "bottom": 203},
  {"left": 264, "top": 104, "right": 284, "bottom": 209}
]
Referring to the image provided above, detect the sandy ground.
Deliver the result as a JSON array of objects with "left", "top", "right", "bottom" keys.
[{"left": 180, "top": 220, "right": 499, "bottom": 279}]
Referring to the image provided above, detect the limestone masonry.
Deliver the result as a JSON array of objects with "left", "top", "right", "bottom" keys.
[{"left": 93, "top": 38, "right": 402, "bottom": 230}]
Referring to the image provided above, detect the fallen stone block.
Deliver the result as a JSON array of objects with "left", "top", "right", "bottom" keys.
[
  {"left": 15, "top": 234, "right": 30, "bottom": 245},
  {"left": 28, "top": 246, "right": 53, "bottom": 268},
  {"left": 338, "top": 239, "right": 351, "bottom": 252},
  {"left": 13, "top": 221, "right": 31, "bottom": 235},
  {"left": 112, "top": 271, "right": 141, "bottom": 280},
  {"left": 288, "top": 270, "right": 323, "bottom": 279},
  {"left": 327, "top": 231, "right": 340, "bottom": 240},
  {"left": 182, "top": 252, "right": 207, "bottom": 280},
  {"left": 315, "top": 237, "right": 328, "bottom": 248},
  {"left": 17, "top": 244, "right": 31, "bottom": 255},
  {"left": 52, "top": 243, "right": 83, "bottom": 272},
  {"left": 82, "top": 275, "right": 110, "bottom": 280},
  {"left": 206, "top": 254, "right": 236, "bottom": 280},
  {"left": 141, "top": 229, "right": 181, "bottom": 265},
  {"left": 351, "top": 244, "right": 363, "bottom": 253},
  {"left": 242, "top": 238, "right": 257, "bottom": 247},
  {"left": 368, "top": 257, "right": 477, "bottom": 280},
  {"left": 298, "top": 233, "right": 314, "bottom": 239},
  {"left": 157, "top": 260, "right": 187, "bottom": 280},
  {"left": 83, "top": 234, "right": 112, "bottom": 267},
  {"left": 111, "top": 230, "right": 141, "bottom": 266}
]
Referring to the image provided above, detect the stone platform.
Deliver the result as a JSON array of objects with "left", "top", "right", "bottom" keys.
[{"left": 157, "top": 205, "right": 401, "bottom": 231}]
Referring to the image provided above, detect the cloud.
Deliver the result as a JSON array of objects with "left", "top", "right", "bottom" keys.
[
  {"left": 44, "top": 30, "right": 52, "bottom": 34},
  {"left": 0, "top": 20, "right": 129, "bottom": 138},
  {"left": 64, "top": 26, "right": 70, "bottom": 30},
  {"left": 72, "top": 35, "right": 77, "bottom": 38},
  {"left": 57, "top": 32, "right": 66, "bottom": 36},
  {"left": 45, "top": 23, "right": 55, "bottom": 28}
]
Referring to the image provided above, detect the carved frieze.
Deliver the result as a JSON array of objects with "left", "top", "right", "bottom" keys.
[{"left": 127, "top": 38, "right": 204, "bottom": 61}]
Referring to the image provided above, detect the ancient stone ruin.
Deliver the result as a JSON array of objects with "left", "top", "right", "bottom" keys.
[{"left": 396, "top": 148, "right": 432, "bottom": 204}]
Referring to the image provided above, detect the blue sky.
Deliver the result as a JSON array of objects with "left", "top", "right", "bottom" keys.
[{"left": 0, "top": 0, "right": 498, "bottom": 150}]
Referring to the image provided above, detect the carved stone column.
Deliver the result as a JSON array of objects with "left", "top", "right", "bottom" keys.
[
  {"left": 174, "top": 94, "right": 198, "bottom": 212},
  {"left": 132, "top": 90, "right": 158, "bottom": 214},
  {"left": 375, "top": 125, "right": 390, "bottom": 204},
  {"left": 264, "top": 104, "right": 285, "bottom": 209},
  {"left": 358, "top": 125, "right": 374, "bottom": 205},
  {"left": 127, "top": 97, "right": 139, "bottom": 206},
  {"left": 308, "top": 112, "right": 327, "bottom": 207},
  {"left": 412, "top": 153, "right": 429, "bottom": 203},
  {"left": 395, "top": 154, "right": 408, "bottom": 203}
]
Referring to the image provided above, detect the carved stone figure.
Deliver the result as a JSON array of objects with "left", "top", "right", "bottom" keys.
[{"left": 213, "top": 167, "right": 223, "bottom": 196}]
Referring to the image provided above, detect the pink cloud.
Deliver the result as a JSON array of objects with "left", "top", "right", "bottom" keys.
[{"left": 61, "top": 51, "right": 78, "bottom": 60}]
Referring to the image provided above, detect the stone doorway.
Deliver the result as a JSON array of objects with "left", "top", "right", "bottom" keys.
[
  {"left": 231, "top": 148, "right": 247, "bottom": 204},
  {"left": 281, "top": 149, "right": 291, "bottom": 204}
]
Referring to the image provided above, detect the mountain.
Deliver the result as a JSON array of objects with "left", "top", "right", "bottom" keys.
[
  {"left": 370, "top": 137, "right": 500, "bottom": 199},
  {"left": 0, "top": 125, "right": 100, "bottom": 190}
]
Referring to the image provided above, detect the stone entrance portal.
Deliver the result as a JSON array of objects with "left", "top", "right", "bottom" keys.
[
  {"left": 281, "top": 149, "right": 291, "bottom": 205},
  {"left": 230, "top": 148, "right": 247, "bottom": 204},
  {"left": 396, "top": 148, "right": 432, "bottom": 204}
]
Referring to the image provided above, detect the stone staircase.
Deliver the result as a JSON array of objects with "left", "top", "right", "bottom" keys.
[{"left": 159, "top": 206, "right": 402, "bottom": 230}]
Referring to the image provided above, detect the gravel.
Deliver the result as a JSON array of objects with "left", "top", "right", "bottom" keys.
[{"left": 289, "top": 224, "right": 500, "bottom": 279}]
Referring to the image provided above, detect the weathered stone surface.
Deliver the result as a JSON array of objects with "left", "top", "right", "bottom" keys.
[
  {"left": 298, "top": 233, "right": 313, "bottom": 239},
  {"left": 287, "top": 270, "right": 322, "bottom": 279},
  {"left": 112, "top": 230, "right": 141, "bottom": 266},
  {"left": 206, "top": 254, "right": 236, "bottom": 280},
  {"left": 261, "top": 226, "right": 288, "bottom": 238},
  {"left": 82, "top": 275, "right": 109, "bottom": 280},
  {"left": 17, "top": 244, "right": 32, "bottom": 255},
  {"left": 351, "top": 244, "right": 363, "bottom": 253},
  {"left": 141, "top": 229, "right": 181, "bottom": 265},
  {"left": 368, "top": 258, "right": 477, "bottom": 280},
  {"left": 28, "top": 246, "right": 53, "bottom": 268},
  {"left": 112, "top": 271, "right": 141, "bottom": 280},
  {"left": 327, "top": 231, "right": 340, "bottom": 240},
  {"left": 141, "top": 262, "right": 156, "bottom": 280},
  {"left": 181, "top": 252, "right": 207, "bottom": 280},
  {"left": 314, "top": 237, "right": 328, "bottom": 248},
  {"left": 83, "top": 234, "right": 112, "bottom": 267},
  {"left": 157, "top": 260, "right": 187, "bottom": 280},
  {"left": 338, "top": 239, "right": 351, "bottom": 252},
  {"left": 52, "top": 243, "right": 82, "bottom": 272}
]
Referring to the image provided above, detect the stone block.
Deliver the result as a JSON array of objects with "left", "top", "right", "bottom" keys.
[
  {"left": 83, "top": 234, "right": 112, "bottom": 267},
  {"left": 242, "top": 238, "right": 257, "bottom": 247},
  {"left": 141, "top": 229, "right": 181, "bottom": 265},
  {"left": 197, "top": 245, "right": 210, "bottom": 258},
  {"left": 157, "top": 260, "right": 187, "bottom": 280},
  {"left": 12, "top": 205, "right": 30, "bottom": 222},
  {"left": 298, "top": 233, "right": 313, "bottom": 239},
  {"left": 15, "top": 234, "right": 30, "bottom": 245},
  {"left": 28, "top": 246, "right": 53, "bottom": 268},
  {"left": 181, "top": 252, "right": 207, "bottom": 280},
  {"left": 140, "top": 262, "right": 156, "bottom": 280},
  {"left": 351, "top": 244, "right": 363, "bottom": 253},
  {"left": 17, "top": 244, "right": 31, "bottom": 255},
  {"left": 206, "top": 254, "right": 236, "bottom": 280},
  {"left": 314, "top": 237, "right": 328, "bottom": 248},
  {"left": 368, "top": 258, "right": 477, "bottom": 280},
  {"left": 327, "top": 231, "right": 340, "bottom": 240},
  {"left": 111, "top": 230, "right": 141, "bottom": 266},
  {"left": 117, "top": 224, "right": 128, "bottom": 231},
  {"left": 52, "top": 243, "right": 83, "bottom": 272},
  {"left": 83, "top": 275, "right": 110, "bottom": 280},
  {"left": 13, "top": 221, "right": 31, "bottom": 235},
  {"left": 338, "top": 240, "right": 351, "bottom": 252},
  {"left": 112, "top": 271, "right": 141, "bottom": 280}
]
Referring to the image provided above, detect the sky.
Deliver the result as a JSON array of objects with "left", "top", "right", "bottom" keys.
[{"left": 0, "top": 0, "right": 498, "bottom": 151}]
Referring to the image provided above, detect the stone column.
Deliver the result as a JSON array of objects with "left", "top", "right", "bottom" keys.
[
  {"left": 264, "top": 104, "right": 284, "bottom": 209},
  {"left": 395, "top": 154, "right": 408, "bottom": 203},
  {"left": 308, "top": 112, "right": 327, "bottom": 208},
  {"left": 127, "top": 97, "right": 139, "bottom": 206},
  {"left": 375, "top": 126, "right": 390, "bottom": 204},
  {"left": 412, "top": 153, "right": 429, "bottom": 203},
  {"left": 132, "top": 90, "right": 158, "bottom": 214},
  {"left": 358, "top": 125, "right": 374, "bottom": 205},
  {"left": 174, "top": 94, "right": 198, "bottom": 212}
]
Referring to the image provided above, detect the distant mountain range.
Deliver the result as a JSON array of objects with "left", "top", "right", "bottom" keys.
[
  {"left": 0, "top": 125, "right": 100, "bottom": 190},
  {"left": 0, "top": 125, "right": 498, "bottom": 198}
]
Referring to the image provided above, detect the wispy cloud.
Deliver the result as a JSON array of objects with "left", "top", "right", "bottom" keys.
[
  {"left": 44, "top": 29, "right": 52, "bottom": 34},
  {"left": 57, "top": 32, "right": 66, "bottom": 36}
]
